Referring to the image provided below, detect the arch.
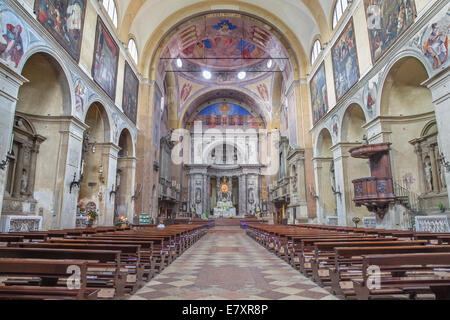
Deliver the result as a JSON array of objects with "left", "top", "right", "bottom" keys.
[
  {"left": 378, "top": 52, "right": 432, "bottom": 117},
  {"left": 84, "top": 102, "right": 112, "bottom": 144},
  {"left": 136, "top": 3, "right": 308, "bottom": 79},
  {"left": 17, "top": 50, "right": 73, "bottom": 117},
  {"left": 421, "top": 120, "right": 438, "bottom": 138},
  {"left": 118, "top": 128, "right": 135, "bottom": 158},
  {"left": 341, "top": 103, "right": 367, "bottom": 143},
  {"left": 315, "top": 128, "right": 333, "bottom": 158}
]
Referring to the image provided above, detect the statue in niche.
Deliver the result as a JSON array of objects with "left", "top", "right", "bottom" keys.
[
  {"left": 425, "top": 160, "right": 433, "bottom": 193},
  {"left": 440, "top": 163, "right": 447, "bottom": 190},
  {"left": 83, "top": 131, "right": 90, "bottom": 154},
  {"left": 330, "top": 161, "right": 337, "bottom": 193},
  {"left": 195, "top": 188, "right": 202, "bottom": 204},
  {"left": 20, "top": 168, "right": 28, "bottom": 194}
]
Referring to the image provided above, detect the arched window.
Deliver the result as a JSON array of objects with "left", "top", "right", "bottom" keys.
[
  {"left": 311, "top": 39, "right": 322, "bottom": 65},
  {"left": 102, "top": 0, "right": 118, "bottom": 28},
  {"left": 128, "top": 38, "right": 138, "bottom": 64},
  {"left": 332, "top": 0, "right": 349, "bottom": 29}
]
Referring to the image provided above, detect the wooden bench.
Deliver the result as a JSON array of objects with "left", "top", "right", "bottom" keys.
[
  {"left": 0, "top": 247, "right": 126, "bottom": 299},
  {"left": 331, "top": 245, "right": 450, "bottom": 298},
  {"left": 9, "top": 242, "right": 144, "bottom": 294},
  {"left": 352, "top": 252, "right": 450, "bottom": 300},
  {"left": 0, "top": 259, "right": 98, "bottom": 300}
]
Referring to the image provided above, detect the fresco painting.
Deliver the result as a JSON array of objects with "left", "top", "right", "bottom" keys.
[
  {"left": 198, "top": 103, "right": 257, "bottom": 128},
  {"left": 0, "top": 10, "right": 28, "bottom": 69},
  {"left": 34, "top": 0, "right": 86, "bottom": 61},
  {"left": 422, "top": 8, "right": 450, "bottom": 70}
]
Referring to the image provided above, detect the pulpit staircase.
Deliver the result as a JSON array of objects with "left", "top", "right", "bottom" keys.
[{"left": 393, "top": 181, "right": 426, "bottom": 230}]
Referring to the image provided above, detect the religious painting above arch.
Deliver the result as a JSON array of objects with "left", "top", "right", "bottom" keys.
[
  {"left": 34, "top": 0, "right": 87, "bottom": 62},
  {"left": 194, "top": 102, "right": 259, "bottom": 129},
  {"left": 421, "top": 7, "right": 449, "bottom": 70},
  {"left": 364, "top": 0, "right": 416, "bottom": 63},
  {"left": 0, "top": 9, "right": 28, "bottom": 70},
  {"left": 332, "top": 18, "right": 360, "bottom": 101},
  {"left": 122, "top": 62, "right": 139, "bottom": 124},
  {"left": 92, "top": 16, "right": 118, "bottom": 100},
  {"left": 310, "top": 63, "right": 328, "bottom": 125}
]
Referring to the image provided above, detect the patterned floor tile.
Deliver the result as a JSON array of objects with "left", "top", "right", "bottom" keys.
[{"left": 129, "top": 227, "right": 341, "bottom": 300}]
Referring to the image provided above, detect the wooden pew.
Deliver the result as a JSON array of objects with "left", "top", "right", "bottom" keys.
[
  {"left": 0, "top": 247, "right": 126, "bottom": 299},
  {"left": 309, "top": 240, "right": 427, "bottom": 287},
  {"left": 47, "top": 238, "right": 157, "bottom": 280},
  {"left": 0, "top": 259, "right": 98, "bottom": 300},
  {"left": 331, "top": 245, "right": 450, "bottom": 298},
  {"left": 353, "top": 252, "right": 450, "bottom": 300},
  {"left": 9, "top": 242, "right": 144, "bottom": 293}
]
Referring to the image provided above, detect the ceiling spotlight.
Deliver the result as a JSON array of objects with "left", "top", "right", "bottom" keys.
[
  {"left": 237, "top": 71, "right": 246, "bottom": 80},
  {"left": 202, "top": 70, "right": 212, "bottom": 80},
  {"left": 176, "top": 58, "right": 183, "bottom": 68},
  {"left": 267, "top": 59, "right": 273, "bottom": 68}
]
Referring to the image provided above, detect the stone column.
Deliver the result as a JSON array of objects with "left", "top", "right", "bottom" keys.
[
  {"left": 239, "top": 174, "right": 246, "bottom": 215},
  {"left": 331, "top": 143, "right": 353, "bottom": 227},
  {"left": 413, "top": 144, "right": 426, "bottom": 194},
  {"left": 428, "top": 145, "right": 440, "bottom": 193},
  {"left": 96, "top": 142, "right": 120, "bottom": 227},
  {"left": 423, "top": 67, "right": 450, "bottom": 205},
  {"left": 56, "top": 118, "right": 89, "bottom": 230},
  {"left": 117, "top": 157, "right": 136, "bottom": 223},
  {"left": 11, "top": 144, "right": 24, "bottom": 198},
  {"left": 0, "top": 62, "right": 27, "bottom": 217}
]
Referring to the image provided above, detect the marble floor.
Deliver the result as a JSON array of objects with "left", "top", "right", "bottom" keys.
[{"left": 129, "top": 227, "right": 339, "bottom": 300}]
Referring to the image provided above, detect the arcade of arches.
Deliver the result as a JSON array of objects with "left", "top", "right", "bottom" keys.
[{"left": 0, "top": 0, "right": 449, "bottom": 234}]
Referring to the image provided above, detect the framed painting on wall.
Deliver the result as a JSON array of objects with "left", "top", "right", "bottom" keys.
[
  {"left": 332, "top": 18, "right": 360, "bottom": 101},
  {"left": 310, "top": 62, "right": 328, "bottom": 125},
  {"left": 364, "top": 0, "right": 416, "bottom": 62},
  {"left": 122, "top": 62, "right": 139, "bottom": 124},
  {"left": 92, "top": 16, "right": 119, "bottom": 100},
  {"left": 34, "top": 0, "right": 87, "bottom": 62}
]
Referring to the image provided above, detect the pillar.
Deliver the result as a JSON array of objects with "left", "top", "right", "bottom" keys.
[
  {"left": 423, "top": 67, "right": 450, "bottom": 205},
  {"left": 0, "top": 62, "right": 27, "bottom": 216}
]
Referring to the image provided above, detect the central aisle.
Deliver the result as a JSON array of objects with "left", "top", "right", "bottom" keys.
[{"left": 130, "top": 227, "right": 338, "bottom": 300}]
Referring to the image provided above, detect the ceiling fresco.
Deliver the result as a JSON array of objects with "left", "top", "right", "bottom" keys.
[{"left": 160, "top": 14, "right": 290, "bottom": 84}]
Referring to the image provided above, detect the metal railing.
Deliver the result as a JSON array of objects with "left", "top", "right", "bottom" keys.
[{"left": 393, "top": 181, "right": 425, "bottom": 230}]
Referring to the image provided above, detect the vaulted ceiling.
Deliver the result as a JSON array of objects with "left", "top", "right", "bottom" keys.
[{"left": 115, "top": 0, "right": 334, "bottom": 75}]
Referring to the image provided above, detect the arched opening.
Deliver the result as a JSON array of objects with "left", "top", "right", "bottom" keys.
[
  {"left": 3, "top": 52, "right": 70, "bottom": 230},
  {"left": 114, "top": 129, "right": 135, "bottom": 225},
  {"left": 78, "top": 102, "right": 110, "bottom": 226},
  {"left": 315, "top": 129, "right": 336, "bottom": 224},
  {"left": 341, "top": 104, "right": 371, "bottom": 225},
  {"left": 380, "top": 57, "right": 442, "bottom": 214}
]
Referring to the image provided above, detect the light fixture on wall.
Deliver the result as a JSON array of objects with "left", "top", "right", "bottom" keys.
[
  {"left": 91, "top": 141, "right": 97, "bottom": 153},
  {"left": 237, "top": 71, "right": 246, "bottom": 80},
  {"left": 267, "top": 59, "right": 273, "bottom": 69}
]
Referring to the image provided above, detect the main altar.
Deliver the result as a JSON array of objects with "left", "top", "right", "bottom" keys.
[{"left": 213, "top": 179, "right": 236, "bottom": 217}]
